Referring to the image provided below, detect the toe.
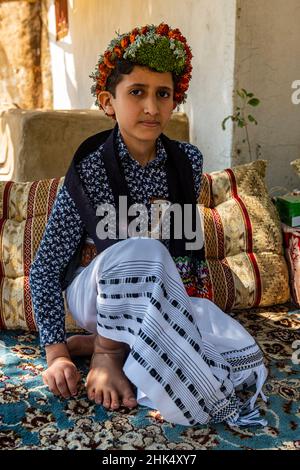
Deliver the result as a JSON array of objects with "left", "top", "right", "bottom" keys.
[
  {"left": 95, "top": 390, "right": 103, "bottom": 405},
  {"left": 122, "top": 389, "right": 137, "bottom": 408},
  {"left": 123, "top": 396, "right": 137, "bottom": 408},
  {"left": 87, "top": 386, "right": 95, "bottom": 401},
  {"left": 103, "top": 390, "right": 111, "bottom": 409},
  {"left": 110, "top": 390, "right": 120, "bottom": 410}
]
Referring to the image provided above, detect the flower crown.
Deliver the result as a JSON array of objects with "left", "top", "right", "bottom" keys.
[{"left": 90, "top": 23, "right": 193, "bottom": 106}]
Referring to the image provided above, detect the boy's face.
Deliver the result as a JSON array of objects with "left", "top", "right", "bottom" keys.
[{"left": 100, "top": 65, "right": 176, "bottom": 144}]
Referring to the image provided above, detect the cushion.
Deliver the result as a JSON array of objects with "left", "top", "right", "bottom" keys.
[
  {"left": 198, "top": 160, "right": 290, "bottom": 310},
  {"left": 281, "top": 223, "right": 300, "bottom": 306},
  {"left": 0, "top": 160, "right": 290, "bottom": 331},
  {"left": 0, "top": 178, "right": 78, "bottom": 332},
  {"left": 290, "top": 159, "right": 300, "bottom": 177}
]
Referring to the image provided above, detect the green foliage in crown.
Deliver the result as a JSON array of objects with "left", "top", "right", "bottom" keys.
[{"left": 123, "top": 35, "right": 186, "bottom": 75}]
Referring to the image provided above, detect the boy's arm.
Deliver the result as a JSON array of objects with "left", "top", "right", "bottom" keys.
[
  {"left": 29, "top": 184, "right": 85, "bottom": 350},
  {"left": 178, "top": 141, "right": 203, "bottom": 200},
  {"left": 45, "top": 342, "right": 71, "bottom": 364}
]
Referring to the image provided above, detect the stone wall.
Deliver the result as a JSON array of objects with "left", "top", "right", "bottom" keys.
[{"left": 0, "top": 0, "right": 52, "bottom": 109}]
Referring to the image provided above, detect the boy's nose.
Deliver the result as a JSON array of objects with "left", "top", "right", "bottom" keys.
[{"left": 143, "top": 96, "right": 159, "bottom": 115}]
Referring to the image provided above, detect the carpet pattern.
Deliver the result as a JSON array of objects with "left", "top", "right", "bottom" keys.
[{"left": 0, "top": 304, "right": 299, "bottom": 450}]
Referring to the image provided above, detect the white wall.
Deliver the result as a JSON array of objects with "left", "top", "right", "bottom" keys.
[
  {"left": 233, "top": 0, "right": 300, "bottom": 191},
  {"left": 48, "top": 0, "right": 237, "bottom": 172}
]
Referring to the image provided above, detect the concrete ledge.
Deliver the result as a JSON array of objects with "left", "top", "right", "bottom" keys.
[{"left": 0, "top": 109, "right": 189, "bottom": 182}]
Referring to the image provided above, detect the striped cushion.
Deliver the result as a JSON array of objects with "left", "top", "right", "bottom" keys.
[
  {"left": 0, "top": 160, "right": 290, "bottom": 330},
  {"left": 198, "top": 160, "right": 290, "bottom": 310},
  {"left": 0, "top": 178, "right": 78, "bottom": 331}
]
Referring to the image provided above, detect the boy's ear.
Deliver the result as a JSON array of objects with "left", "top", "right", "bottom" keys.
[{"left": 98, "top": 91, "right": 115, "bottom": 116}]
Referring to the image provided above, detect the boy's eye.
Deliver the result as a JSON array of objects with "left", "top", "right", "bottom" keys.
[
  {"left": 129, "top": 89, "right": 142, "bottom": 96},
  {"left": 129, "top": 89, "right": 171, "bottom": 98},
  {"left": 158, "top": 91, "right": 171, "bottom": 98}
]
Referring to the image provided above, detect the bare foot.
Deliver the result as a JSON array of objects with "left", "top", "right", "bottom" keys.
[
  {"left": 67, "top": 334, "right": 96, "bottom": 357},
  {"left": 86, "top": 336, "right": 137, "bottom": 410}
]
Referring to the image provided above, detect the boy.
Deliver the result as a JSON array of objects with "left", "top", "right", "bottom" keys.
[{"left": 30, "top": 23, "right": 268, "bottom": 426}]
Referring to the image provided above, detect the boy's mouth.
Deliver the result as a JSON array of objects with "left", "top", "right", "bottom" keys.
[{"left": 140, "top": 121, "right": 160, "bottom": 127}]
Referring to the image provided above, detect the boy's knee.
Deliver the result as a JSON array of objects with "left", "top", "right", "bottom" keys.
[
  {"left": 125, "top": 236, "right": 168, "bottom": 255},
  {"left": 99, "top": 237, "right": 170, "bottom": 271}
]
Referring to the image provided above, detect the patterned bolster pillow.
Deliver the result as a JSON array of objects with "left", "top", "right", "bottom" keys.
[
  {"left": 0, "top": 160, "right": 290, "bottom": 331},
  {"left": 281, "top": 223, "right": 300, "bottom": 307},
  {"left": 198, "top": 160, "right": 290, "bottom": 311}
]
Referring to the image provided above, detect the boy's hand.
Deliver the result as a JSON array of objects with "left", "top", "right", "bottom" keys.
[
  {"left": 42, "top": 356, "right": 81, "bottom": 398},
  {"left": 43, "top": 343, "right": 81, "bottom": 398}
]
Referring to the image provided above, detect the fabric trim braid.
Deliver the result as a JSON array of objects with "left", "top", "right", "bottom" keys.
[
  {"left": 226, "top": 168, "right": 262, "bottom": 307},
  {"left": 24, "top": 179, "right": 62, "bottom": 331},
  {"left": 220, "top": 258, "right": 235, "bottom": 311},
  {"left": 0, "top": 181, "right": 13, "bottom": 329},
  {"left": 212, "top": 208, "right": 225, "bottom": 259},
  {"left": 23, "top": 181, "right": 38, "bottom": 330},
  {"left": 47, "top": 179, "right": 61, "bottom": 218}
]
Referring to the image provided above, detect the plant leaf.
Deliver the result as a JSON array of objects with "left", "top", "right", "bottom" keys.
[
  {"left": 237, "top": 89, "right": 246, "bottom": 99},
  {"left": 248, "top": 114, "right": 258, "bottom": 124},
  {"left": 248, "top": 98, "right": 260, "bottom": 107},
  {"left": 221, "top": 116, "right": 232, "bottom": 130}
]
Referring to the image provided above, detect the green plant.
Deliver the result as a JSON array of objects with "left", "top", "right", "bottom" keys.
[{"left": 222, "top": 88, "right": 260, "bottom": 161}]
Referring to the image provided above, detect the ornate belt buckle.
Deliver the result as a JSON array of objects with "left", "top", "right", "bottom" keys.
[{"left": 148, "top": 197, "right": 171, "bottom": 238}]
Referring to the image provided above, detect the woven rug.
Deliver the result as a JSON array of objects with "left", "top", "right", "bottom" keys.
[{"left": 0, "top": 304, "right": 299, "bottom": 450}]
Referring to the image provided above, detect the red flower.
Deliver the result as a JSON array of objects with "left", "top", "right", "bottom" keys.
[
  {"left": 168, "top": 31, "right": 178, "bottom": 40},
  {"left": 174, "top": 91, "right": 183, "bottom": 102},
  {"left": 130, "top": 27, "right": 140, "bottom": 43},
  {"left": 168, "top": 28, "right": 187, "bottom": 44},
  {"left": 113, "top": 46, "right": 123, "bottom": 58},
  {"left": 185, "top": 46, "right": 193, "bottom": 60},
  {"left": 98, "top": 63, "right": 107, "bottom": 73},
  {"left": 120, "top": 36, "right": 129, "bottom": 48},
  {"left": 181, "top": 74, "right": 190, "bottom": 85},
  {"left": 103, "top": 52, "right": 114, "bottom": 69},
  {"left": 156, "top": 23, "right": 170, "bottom": 36},
  {"left": 141, "top": 25, "right": 149, "bottom": 35},
  {"left": 98, "top": 76, "right": 107, "bottom": 87},
  {"left": 177, "top": 82, "right": 188, "bottom": 92}
]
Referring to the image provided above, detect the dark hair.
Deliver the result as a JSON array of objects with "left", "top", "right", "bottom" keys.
[
  {"left": 106, "top": 59, "right": 135, "bottom": 97},
  {"left": 106, "top": 58, "right": 177, "bottom": 98}
]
